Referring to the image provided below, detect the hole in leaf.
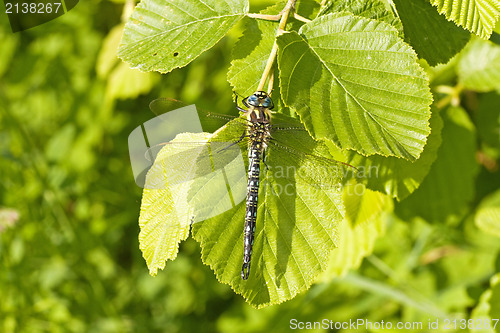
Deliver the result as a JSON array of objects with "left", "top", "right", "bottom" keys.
[
  {"left": 173, "top": 52, "right": 179, "bottom": 57},
  {"left": 153, "top": 52, "right": 157, "bottom": 56}
]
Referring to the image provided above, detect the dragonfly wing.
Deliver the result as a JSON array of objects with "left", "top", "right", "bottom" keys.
[
  {"left": 149, "top": 98, "right": 248, "bottom": 133},
  {"left": 144, "top": 134, "right": 248, "bottom": 223},
  {"left": 266, "top": 111, "right": 356, "bottom": 188},
  {"left": 145, "top": 140, "right": 244, "bottom": 186},
  {"left": 266, "top": 140, "right": 354, "bottom": 190},
  {"left": 269, "top": 112, "right": 308, "bottom": 131}
]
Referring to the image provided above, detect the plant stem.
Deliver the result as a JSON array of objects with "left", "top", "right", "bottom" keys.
[
  {"left": 247, "top": 13, "right": 281, "bottom": 21},
  {"left": 256, "top": 0, "right": 297, "bottom": 93},
  {"left": 435, "top": 83, "right": 463, "bottom": 109},
  {"left": 293, "top": 12, "right": 311, "bottom": 23},
  {"left": 122, "top": 0, "right": 135, "bottom": 22},
  {"left": 267, "top": 70, "right": 274, "bottom": 93}
]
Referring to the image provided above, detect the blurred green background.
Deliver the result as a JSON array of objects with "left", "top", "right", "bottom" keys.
[{"left": 1, "top": 1, "right": 500, "bottom": 332}]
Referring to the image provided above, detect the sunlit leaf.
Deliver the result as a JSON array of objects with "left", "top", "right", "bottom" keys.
[
  {"left": 319, "top": 0, "right": 403, "bottom": 37},
  {"left": 97, "top": 24, "right": 125, "bottom": 78},
  {"left": 475, "top": 189, "right": 500, "bottom": 238},
  {"left": 346, "top": 106, "right": 443, "bottom": 201},
  {"left": 98, "top": 24, "right": 158, "bottom": 100},
  {"left": 318, "top": 185, "right": 391, "bottom": 280},
  {"left": 138, "top": 133, "right": 212, "bottom": 275},
  {"left": 191, "top": 113, "right": 346, "bottom": 308},
  {"left": 118, "top": 0, "right": 249, "bottom": 73},
  {"left": 470, "top": 273, "right": 500, "bottom": 333},
  {"left": 458, "top": 39, "right": 500, "bottom": 92},
  {"left": 429, "top": 0, "right": 500, "bottom": 39},
  {"left": 344, "top": 183, "right": 393, "bottom": 226},
  {"left": 278, "top": 12, "right": 432, "bottom": 160},
  {"left": 107, "top": 62, "right": 159, "bottom": 100}
]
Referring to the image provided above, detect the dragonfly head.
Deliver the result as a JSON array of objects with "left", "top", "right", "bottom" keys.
[{"left": 244, "top": 91, "right": 274, "bottom": 110}]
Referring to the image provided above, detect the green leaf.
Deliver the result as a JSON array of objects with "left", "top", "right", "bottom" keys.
[
  {"left": 294, "top": 0, "right": 321, "bottom": 23},
  {"left": 227, "top": 4, "right": 280, "bottom": 98},
  {"left": 138, "top": 133, "right": 212, "bottom": 276},
  {"left": 318, "top": 185, "right": 391, "bottom": 280},
  {"left": 346, "top": 106, "right": 443, "bottom": 201},
  {"left": 118, "top": 0, "right": 249, "bottom": 73},
  {"left": 318, "top": 0, "right": 404, "bottom": 37},
  {"left": 493, "top": 282, "right": 500, "bottom": 333},
  {"left": 491, "top": 32, "right": 500, "bottom": 45},
  {"left": 97, "top": 24, "right": 158, "bottom": 100},
  {"left": 458, "top": 39, "right": 500, "bottom": 92},
  {"left": 393, "top": 0, "right": 470, "bottom": 66},
  {"left": 191, "top": 113, "right": 345, "bottom": 308},
  {"left": 475, "top": 189, "right": 500, "bottom": 238},
  {"left": 344, "top": 183, "right": 392, "bottom": 226},
  {"left": 227, "top": 1, "right": 315, "bottom": 99},
  {"left": 0, "top": 25, "right": 19, "bottom": 77},
  {"left": 477, "top": 93, "right": 500, "bottom": 150},
  {"left": 395, "top": 106, "right": 479, "bottom": 223},
  {"left": 429, "top": 0, "right": 500, "bottom": 39},
  {"left": 278, "top": 12, "right": 433, "bottom": 160},
  {"left": 97, "top": 24, "right": 125, "bottom": 78},
  {"left": 107, "top": 62, "right": 159, "bottom": 100},
  {"left": 470, "top": 273, "right": 500, "bottom": 333},
  {"left": 45, "top": 124, "right": 76, "bottom": 162}
]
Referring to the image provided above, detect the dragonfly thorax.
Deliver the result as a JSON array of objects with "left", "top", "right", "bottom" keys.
[
  {"left": 247, "top": 120, "right": 271, "bottom": 151},
  {"left": 243, "top": 92, "right": 273, "bottom": 151}
]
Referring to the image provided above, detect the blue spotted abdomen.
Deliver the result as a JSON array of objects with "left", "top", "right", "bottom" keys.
[{"left": 241, "top": 143, "right": 263, "bottom": 280}]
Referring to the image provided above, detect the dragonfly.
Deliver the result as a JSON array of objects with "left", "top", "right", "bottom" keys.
[{"left": 139, "top": 91, "right": 356, "bottom": 280}]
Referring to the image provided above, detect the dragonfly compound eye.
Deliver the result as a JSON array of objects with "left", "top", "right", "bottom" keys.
[
  {"left": 246, "top": 94, "right": 260, "bottom": 107},
  {"left": 261, "top": 96, "right": 274, "bottom": 109},
  {"left": 246, "top": 92, "right": 274, "bottom": 109}
]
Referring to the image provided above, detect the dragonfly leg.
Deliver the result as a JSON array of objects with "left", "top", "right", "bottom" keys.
[
  {"left": 235, "top": 130, "right": 246, "bottom": 144},
  {"left": 214, "top": 131, "right": 247, "bottom": 154},
  {"left": 234, "top": 94, "right": 249, "bottom": 111},
  {"left": 242, "top": 97, "right": 250, "bottom": 108}
]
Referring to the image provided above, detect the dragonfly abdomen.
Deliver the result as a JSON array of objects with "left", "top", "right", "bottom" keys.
[
  {"left": 240, "top": 91, "right": 272, "bottom": 280},
  {"left": 241, "top": 143, "right": 264, "bottom": 280}
]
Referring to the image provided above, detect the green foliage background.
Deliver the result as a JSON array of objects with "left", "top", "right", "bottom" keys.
[{"left": 1, "top": 0, "right": 500, "bottom": 332}]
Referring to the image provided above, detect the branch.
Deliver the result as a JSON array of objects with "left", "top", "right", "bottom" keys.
[{"left": 256, "top": 0, "right": 297, "bottom": 92}]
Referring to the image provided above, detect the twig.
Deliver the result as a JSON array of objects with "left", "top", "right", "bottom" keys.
[
  {"left": 435, "top": 83, "right": 463, "bottom": 109},
  {"left": 256, "top": 0, "right": 297, "bottom": 92},
  {"left": 247, "top": 13, "right": 281, "bottom": 21},
  {"left": 267, "top": 70, "right": 274, "bottom": 95},
  {"left": 293, "top": 12, "right": 311, "bottom": 23}
]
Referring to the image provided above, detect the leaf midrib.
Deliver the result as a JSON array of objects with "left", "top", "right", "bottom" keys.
[
  {"left": 123, "top": 13, "right": 243, "bottom": 46},
  {"left": 305, "top": 34, "right": 424, "bottom": 157}
]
